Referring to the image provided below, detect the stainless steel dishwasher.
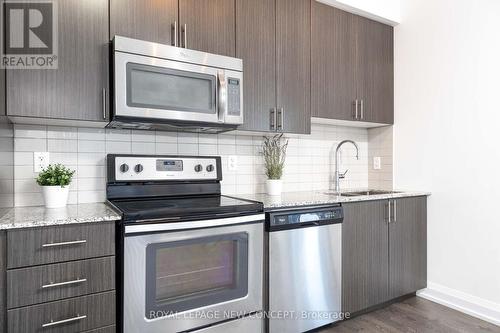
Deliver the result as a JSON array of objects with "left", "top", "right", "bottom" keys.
[{"left": 266, "top": 205, "right": 343, "bottom": 333}]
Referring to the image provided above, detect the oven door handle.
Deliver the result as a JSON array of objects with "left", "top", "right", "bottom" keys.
[
  {"left": 124, "top": 213, "right": 265, "bottom": 235},
  {"left": 217, "top": 70, "right": 228, "bottom": 122}
]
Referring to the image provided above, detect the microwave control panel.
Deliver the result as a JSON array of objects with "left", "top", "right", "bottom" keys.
[{"left": 227, "top": 78, "right": 241, "bottom": 116}]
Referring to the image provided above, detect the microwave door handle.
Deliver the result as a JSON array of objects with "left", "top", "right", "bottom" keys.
[{"left": 217, "top": 71, "right": 227, "bottom": 122}]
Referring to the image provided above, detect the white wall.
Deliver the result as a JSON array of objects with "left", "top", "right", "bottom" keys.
[
  {"left": 318, "top": 0, "right": 401, "bottom": 25},
  {"left": 394, "top": 0, "right": 500, "bottom": 324}
]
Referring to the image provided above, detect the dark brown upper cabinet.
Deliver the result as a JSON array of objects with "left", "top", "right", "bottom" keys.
[
  {"left": 236, "top": 0, "right": 276, "bottom": 132},
  {"left": 276, "top": 0, "right": 311, "bottom": 134},
  {"left": 7, "top": 0, "right": 109, "bottom": 122},
  {"left": 179, "top": 0, "right": 236, "bottom": 57},
  {"left": 110, "top": 0, "right": 178, "bottom": 45},
  {"left": 238, "top": 0, "right": 311, "bottom": 134},
  {"left": 311, "top": 2, "right": 394, "bottom": 125}
]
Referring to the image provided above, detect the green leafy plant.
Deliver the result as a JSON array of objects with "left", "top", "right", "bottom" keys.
[
  {"left": 36, "top": 164, "right": 75, "bottom": 187},
  {"left": 261, "top": 133, "right": 289, "bottom": 180}
]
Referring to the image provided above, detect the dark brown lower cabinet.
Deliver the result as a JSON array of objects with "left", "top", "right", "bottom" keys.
[
  {"left": 0, "top": 232, "right": 6, "bottom": 333},
  {"left": 342, "top": 197, "right": 427, "bottom": 314},
  {"left": 389, "top": 197, "right": 427, "bottom": 299},
  {"left": 342, "top": 201, "right": 389, "bottom": 314}
]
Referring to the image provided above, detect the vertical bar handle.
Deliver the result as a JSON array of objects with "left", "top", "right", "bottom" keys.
[
  {"left": 277, "top": 108, "right": 284, "bottom": 131},
  {"left": 172, "top": 21, "right": 178, "bottom": 47},
  {"left": 393, "top": 200, "right": 397, "bottom": 223},
  {"left": 182, "top": 24, "right": 188, "bottom": 48},
  {"left": 387, "top": 200, "right": 392, "bottom": 223},
  {"left": 354, "top": 99, "right": 359, "bottom": 120},
  {"left": 270, "top": 108, "right": 276, "bottom": 131},
  {"left": 360, "top": 99, "right": 364, "bottom": 120},
  {"left": 102, "top": 88, "right": 106, "bottom": 120}
]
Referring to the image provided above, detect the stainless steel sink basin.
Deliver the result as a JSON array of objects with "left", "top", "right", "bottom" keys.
[{"left": 324, "top": 190, "right": 400, "bottom": 197}]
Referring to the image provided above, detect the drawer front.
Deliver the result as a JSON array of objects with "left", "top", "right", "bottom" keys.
[
  {"left": 7, "top": 222, "right": 115, "bottom": 268},
  {"left": 7, "top": 257, "right": 115, "bottom": 308},
  {"left": 8, "top": 291, "right": 115, "bottom": 333}
]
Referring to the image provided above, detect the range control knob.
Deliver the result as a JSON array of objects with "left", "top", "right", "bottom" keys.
[
  {"left": 134, "top": 164, "right": 144, "bottom": 173},
  {"left": 194, "top": 164, "right": 203, "bottom": 172},
  {"left": 119, "top": 164, "right": 129, "bottom": 173},
  {"left": 206, "top": 164, "right": 215, "bottom": 172}
]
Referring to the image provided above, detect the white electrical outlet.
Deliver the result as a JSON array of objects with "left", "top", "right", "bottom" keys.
[
  {"left": 373, "top": 156, "right": 381, "bottom": 170},
  {"left": 228, "top": 155, "right": 238, "bottom": 171},
  {"left": 34, "top": 152, "right": 50, "bottom": 172}
]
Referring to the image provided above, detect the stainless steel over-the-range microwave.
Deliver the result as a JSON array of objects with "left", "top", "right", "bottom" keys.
[{"left": 109, "top": 36, "right": 243, "bottom": 133}]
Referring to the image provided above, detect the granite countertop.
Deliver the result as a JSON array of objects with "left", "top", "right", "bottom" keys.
[
  {"left": 0, "top": 203, "right": 122, "bottom": 230},
  {"left": 239, "top": 190, "right": 431, "bottom": 209}
]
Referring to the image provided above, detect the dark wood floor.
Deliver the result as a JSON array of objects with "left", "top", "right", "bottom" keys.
[{"left": 318, "top": 297, "right": 500, "bottom": 333}]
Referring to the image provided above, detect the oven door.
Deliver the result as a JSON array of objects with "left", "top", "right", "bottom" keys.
[
  {"left": 123, "top": 215, "right": 264, "bottom": 333},
  {"left": 115, "top": 51, "right": 228, "bottom": 124}
]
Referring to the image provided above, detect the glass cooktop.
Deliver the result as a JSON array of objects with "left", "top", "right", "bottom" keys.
[{"left": 110, "top": 195, "right": 263, "bottom": 222}]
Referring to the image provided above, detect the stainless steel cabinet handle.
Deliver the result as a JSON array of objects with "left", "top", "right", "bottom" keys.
[
  {"left": 362, "top": 99, "right": 365, "bottom": 120},
  {"left": 393, "top": 200, "right": 397, "bottom": 223},
  {"left": 42, "top": 278, "right": 87, "bottom": 289},
  {"left": 42, "top": 315, "right": 87, "bottom": 328},
  {"left": 182, "top": 24, "right": 188, "bottom": 48},
  {"left": 354, "top": 99, "right": 359, "bottom": 120},
  {"left": 277, "top": 107, "right": 284, "bottom": 131},
  {"left": 172, "top": 21, "right": 178, "bottom": 47},
  {"left": 387, "top": 200, "right": 392, "bottom": 223},
  {"left": 270, "top": 108, "right": 276, "bottom": 131},
  {"left": 102, "top": 88, "right": 106, "bottom": 120},
  {"left": 42, "top": 240, "right": 87, "bottom": 248}
]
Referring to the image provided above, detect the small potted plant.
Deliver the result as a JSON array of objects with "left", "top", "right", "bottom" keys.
[
  {"left": 261, "top": 133, "right": 288, "bottom": 196},
  {"left": 36, "top": 164, "right": 75, "bottom": 208}
]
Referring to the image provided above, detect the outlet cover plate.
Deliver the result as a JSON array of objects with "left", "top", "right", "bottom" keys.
[
  {"left": 34, "top": 152, "right": 50, "bottom": 172},
  {"left": 228, "top": 155, "right": 238, "bottom": 171},
  {"left": 373, "top": 156, "right": 381, "bottom": 170}
]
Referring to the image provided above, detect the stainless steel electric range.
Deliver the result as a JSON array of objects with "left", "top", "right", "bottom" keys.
[{"left": 106, "top": 154, "right": 264, "bottom": 333}]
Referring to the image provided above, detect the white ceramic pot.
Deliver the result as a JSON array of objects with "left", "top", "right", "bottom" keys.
[
  {"left": 42, "top": 186, "right": 69, "bottom": 208},
  {"left": 266, "top": 179, "right": 283, "bottom": 196}
]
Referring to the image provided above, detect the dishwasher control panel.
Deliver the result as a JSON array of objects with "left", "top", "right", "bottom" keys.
[{"left": 268, "top": 206, "right": 343, "bottom": 231}]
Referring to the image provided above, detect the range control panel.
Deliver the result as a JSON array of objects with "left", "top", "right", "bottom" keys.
[{"left": 113, "top": 156, "right": 220, "bottom": 182}]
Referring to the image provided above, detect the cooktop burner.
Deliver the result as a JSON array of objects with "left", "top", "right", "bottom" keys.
[{"left": 110, "top": 195, "right": 263, "bottom": 222}]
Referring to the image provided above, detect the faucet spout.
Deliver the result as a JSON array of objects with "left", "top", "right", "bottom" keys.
[{"left": 334, "top": 140, "right": 360, "bottom": 193}]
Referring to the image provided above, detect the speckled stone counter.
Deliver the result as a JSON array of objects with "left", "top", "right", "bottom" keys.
[
  {"left": 0, "top": 203, "right": 122, "bottom": 230},
  {"left": 239, "top": 190, "right": 431, "bottom": 210}
]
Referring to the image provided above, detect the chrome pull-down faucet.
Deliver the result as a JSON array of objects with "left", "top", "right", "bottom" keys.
[{"left": 334, "top": 140, "right": 359, "bottom": 194}]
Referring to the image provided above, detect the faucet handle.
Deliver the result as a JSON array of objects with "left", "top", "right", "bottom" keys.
[{"left": 339, "top": 169, "right": 349, "bottom": 179}]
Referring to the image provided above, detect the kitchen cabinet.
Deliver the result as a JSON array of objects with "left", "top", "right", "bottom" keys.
[
  {"left": 0, "top": 222, "right": 116, "bottom": 332},
  {"left": 389, "top": 197, "right": 427, "bottom": 299},
  {"left": 342, "top": 200, "right": 389, "bottom": 314},
  {"left": 238, "top": 0, "right": 311, "bottom": 134},
  {"left": 179, "top": 0, "right": 235, "bottom": 56},
  {"left": 311, "top": 2, "right": 394, "bottom": 124},
  {"left": 6, "top": 0, "right": 109, "bottom": 122},
  {"left": 110, "top": 0, "right": 178, "bottom": 45},
  {"left": 342, "top": 196, "right": 427, "bottom": 314},
  {"left": 236, "top": 0, "right": 276, "bottom": 132}
]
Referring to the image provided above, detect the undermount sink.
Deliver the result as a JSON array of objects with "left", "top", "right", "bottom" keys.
[{"left": 324, "top": 190, "right": 401, "bottom": 197}]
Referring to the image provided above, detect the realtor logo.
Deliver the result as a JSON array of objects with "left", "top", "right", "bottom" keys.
[{"left": 1, "top": 1, "right": 58, "bottom": 69}]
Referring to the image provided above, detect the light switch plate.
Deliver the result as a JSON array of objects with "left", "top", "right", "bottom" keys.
[
  {"left": 34, "top": 152, "right": 50, "bottom": 172},
  {"left": 228, "top": 155, "right": 238, "bottom": 171},
  {"left": 373, "top": 157, "right": 381, "bottom": 170}
]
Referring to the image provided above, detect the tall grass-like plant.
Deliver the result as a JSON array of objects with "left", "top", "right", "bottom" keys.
[{"left": 261, "top": 133, "right": 289, "bottom": 180}]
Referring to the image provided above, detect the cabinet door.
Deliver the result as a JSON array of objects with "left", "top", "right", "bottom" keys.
[
  {"left": 110, "top": 0, "right": 178, "bottom": 45},
  {"left": 389, "top": 197, "right": 427, "bottom": 298},
  {"left": 7, "top": 0, "right": 109, "bottom": 122},
  {"left": 342, "top": 201, "right": 389, "bottom": 314},
  {"left": 179, "top": 0, "right": 235, "bottom": 57},
  {"left": 236, "top": 0, "right": 276, "bottom": 132},
  {"left": 311, "top": 2, "right": 357, "bottom": 121},
  {"left": 276, "top": 0, "right": 311, "bottom": 134},
  {"left": 356, "top": 16, "right": 394, "bottom": 124}
]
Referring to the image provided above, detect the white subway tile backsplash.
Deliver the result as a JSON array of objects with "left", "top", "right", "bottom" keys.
[{"left": 11, "top": 123, "right": 392, "bottom": 206}]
